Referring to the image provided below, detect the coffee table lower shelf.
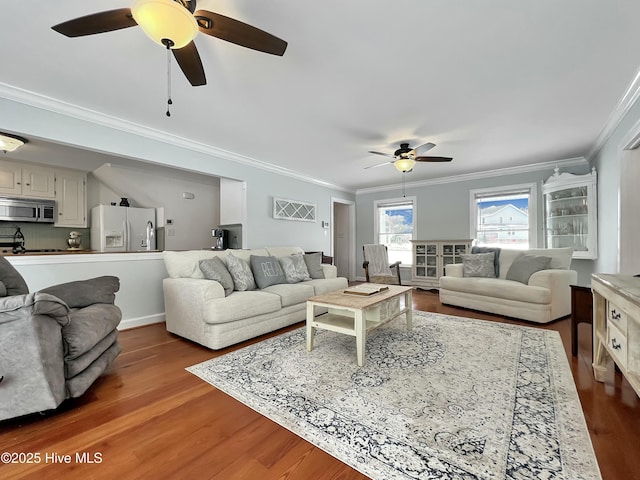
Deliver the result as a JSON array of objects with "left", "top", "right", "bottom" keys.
[{"left": 305, "top": 285, "right": 413, "bottom": 366}]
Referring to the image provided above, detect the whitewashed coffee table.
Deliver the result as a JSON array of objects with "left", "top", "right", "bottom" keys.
[{"left": 306, "top": 284, "right": 413, "bottom": 366}]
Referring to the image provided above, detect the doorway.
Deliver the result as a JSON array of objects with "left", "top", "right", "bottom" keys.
[{"left": 331, "top": 198, "right": 355, "bottom": 281}]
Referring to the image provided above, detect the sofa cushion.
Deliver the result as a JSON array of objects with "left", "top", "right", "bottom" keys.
[
  {"left": 461, "top": 252, "right": 496, "bottom": 278},
  {"left": 199, "top": 257, "right": 234, "bottom": 296},
  {"left": 204, "top": 290, "right": 281, "bottom": 324},
  {"left": 265, "top": 246, "right": 305, "bottom": 258},
  {"left": 439, "top": 276, "right": 551, "bottom": 305},
  {"left": 506, "top": 254, "right": 551, "bottom": 284},
  {"left": 250, "top": 255, "right": 287, "bottom": 289},
  {"left": 227, "top": 252, "right": 256, "bottom": 291},
  {"left": 304, "top": 252, "right": 325, "bottom": 279},
  {"left": 303, "top": 277, "right": 349, "bottom": 295},
  {"left": 471, "top": 246, "right": 501, "bottom": 277},
  {"left": 263, "top": 283, "right": 315, "bottom": 307},
  {"left": 279, "top": 253, "right": 312, "bottom": 283}
]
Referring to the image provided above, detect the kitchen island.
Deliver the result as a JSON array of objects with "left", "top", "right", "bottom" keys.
[{"left": 7, "top": 251, "right": 166, "bottom": 329}]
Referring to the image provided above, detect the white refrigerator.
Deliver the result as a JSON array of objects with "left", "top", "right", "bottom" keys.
[{"left": 91, "top": 205, "right": 156, "bottom": 252}]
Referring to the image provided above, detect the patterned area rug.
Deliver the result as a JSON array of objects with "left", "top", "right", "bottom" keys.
[{"left": 187, "top": 311, "right": 601, "bottom": 480}]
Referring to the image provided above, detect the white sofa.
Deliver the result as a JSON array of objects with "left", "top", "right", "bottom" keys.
[
  {"left": 162, "top": 246, "right": 348, "bottom": 349},
  {"left": 439, "top": 247, "right": 577, "bottom": 323}
]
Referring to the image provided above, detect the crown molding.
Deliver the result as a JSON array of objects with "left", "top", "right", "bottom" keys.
[
  {"left": 355, "top": 156, "right": 587, "bottom": 195},
  {"left": 0, "top": 82, "right": 353, "bottom": 193},
  {"left": 587, "top": 66, "right": 640, "bottom": 160}
]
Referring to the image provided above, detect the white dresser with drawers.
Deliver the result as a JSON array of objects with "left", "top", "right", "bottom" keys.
[{"left": 592, "top": 273, "right": 640, "bottom": 396}]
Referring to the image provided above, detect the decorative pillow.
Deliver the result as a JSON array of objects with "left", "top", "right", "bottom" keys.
[
  {"left": 226, "top": 252, "right": 256, "bottom": 291},
  {"left": 250, "top": 255, "right": 287, "bottom": 289},
  {"left": 471, "top": 246, "right": 501, "bottom": 277},
  {"left": 461, "top": 252, "right": 496, "bottom": 278},
  {"left": 199, "top": 257, "right": 234, "bottom": 296},
  {"left": 279, "top": 253, "right": 311, "bottom": 283},
  {"left": 505, "top": 254, "right": 552, "bottom": 284},
  {"left": 0, "top": 281, "right": 6, "bottom": 297},
  {"left": 303, "top": 252, "right": 325, "bottom": 279}
]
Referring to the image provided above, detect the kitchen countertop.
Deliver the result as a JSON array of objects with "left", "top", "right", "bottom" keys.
[{"left": 1, "top": 249, "right": 162, "bottom": 257}]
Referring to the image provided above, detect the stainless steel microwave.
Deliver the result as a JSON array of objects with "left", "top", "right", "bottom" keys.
[{"left": 0, "top": 197, "right": 55, "bottom": 223}]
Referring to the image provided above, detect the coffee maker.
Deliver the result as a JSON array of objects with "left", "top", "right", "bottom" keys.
[{"left": 212, "top": 228, "right": 228, "bottom": 250}]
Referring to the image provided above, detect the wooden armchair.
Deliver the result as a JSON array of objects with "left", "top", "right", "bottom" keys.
[{"left": 362, "top": 244, "right": 402, "bottom": 285}]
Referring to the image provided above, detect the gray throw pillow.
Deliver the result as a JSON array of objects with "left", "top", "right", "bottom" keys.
[
  {"left": 505, "top": 254, "right": 552, "bottom": 284},
  {"left": 199, "top": 257, "right": 234, "bottom": 296},
  {"left": 250, "top": 255, "right": 287, "bottom": 289},
  {"left": 461, "top": 252, "right": 496, "bottom": 278},
  {"left": 303, "top": 252, "right": 325, "bottom": 279},
  {"left": 0, "top": 281, "right": 6, "bottom": 297},
  {"left": 0, "top": 256, "right": 29, "bottom": 296},
  {"left": 226, "top": 252, "right": 256, "bottom": 291},
  {"left": 471, "top": 246, "right": 501, "bottom": 277},
  {"left": 279, "top": 253, "right": 312, "bottom": 283}
]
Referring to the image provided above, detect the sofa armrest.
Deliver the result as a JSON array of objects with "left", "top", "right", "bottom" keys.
[
  {"left": 321, "top": 264, "right": 338, "bottom": 279},
  {"left": 0, "top": 292, "right": 70, "bottom": 326},
  {"left": 528, "top": 269, "right": 577, "bottom": 319},
  {"left": 444, "top": 264, "right": 464, "bottom": 277},
  {"left": 40, "top": 276, "right": 120, "bottom": 308}
]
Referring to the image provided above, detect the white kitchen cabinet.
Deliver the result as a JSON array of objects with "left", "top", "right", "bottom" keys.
[
  {"left": 542, "top": 167, "right": 597, "bottom": 259},
  {"left": 55, "top": 170, "right": 87, "bottom": 227},
  {"left": 0, "top": 161, "right": 55, "bottom": 198},
  {"left": 411, "top": 239, "right": 472, "bottom": 289}
]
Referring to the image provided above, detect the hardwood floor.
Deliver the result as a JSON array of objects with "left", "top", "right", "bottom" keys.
[{"left": 1, "top": 289, "right": 639, "bottom": 479}]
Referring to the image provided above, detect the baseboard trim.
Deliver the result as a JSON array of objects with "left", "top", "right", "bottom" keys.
[{"left": 118, "top": 313, "right": 166, "bottom": 330}]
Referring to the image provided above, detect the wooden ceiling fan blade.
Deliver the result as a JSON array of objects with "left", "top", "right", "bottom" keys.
[
  {"left": 364, "top": 161, "right": 394, "bottom": 169},
  {"left": 415, "top": 156, "right": 453, "bottom": 162},
  {"left": 368, "top": 150, "right": 395, "bottom": 158},
  {"left": 172, "top": 41, "right": 207, "bottom": 86},
  {"left": 52, "top": 9, "right": 137, "bottom": 37},
  {"left": 194, "top": 10, "right": 287, "bottom": 56}
]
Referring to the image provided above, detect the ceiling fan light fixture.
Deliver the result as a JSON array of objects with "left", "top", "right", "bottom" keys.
[
  {"left": 394, "top": 158, "right": 416, "bottom": 173},
  {"left": 132, "top": 0, "right": 198, "bottom": 49},
  {"left": 0, "top": 133, "right": 27, "bottom": 153}
]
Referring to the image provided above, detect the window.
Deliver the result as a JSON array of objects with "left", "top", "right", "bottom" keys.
[
  {"left": 374, "top": 196, "right": 416, "bottom": 265},
  {"left": 469, "top": 183, "right": 537, "bottom": 249}
]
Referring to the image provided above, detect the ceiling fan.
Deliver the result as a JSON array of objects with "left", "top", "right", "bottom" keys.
[
  {"left": 366, "top": 142, "right": 453, "bottom": 172},
  {"left": 51, "top": 0, "right": 288, "bottom": 88}
]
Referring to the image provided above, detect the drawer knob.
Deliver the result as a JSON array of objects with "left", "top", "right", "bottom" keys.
[
  {"left": 611, "top": 309, "right": 621, "bottom": 320},
  {"left": 612, "top": 338, "right": 622, "bottom": 350}
]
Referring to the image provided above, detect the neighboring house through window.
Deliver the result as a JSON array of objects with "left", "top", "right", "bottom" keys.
[
  {"left": 469, "top": 183, "right": 537, "bottom": 249},
  {"left": 374, "top": 196, "right": 416, "bottom": 265}
]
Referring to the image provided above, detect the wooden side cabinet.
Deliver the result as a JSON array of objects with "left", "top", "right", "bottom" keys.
[
  {"left": 591, "top": 274, "right": 640, "bottom": 397},
  {"left": 571, "top": 284, "right": 593, "bottom": 356},
  {"left": 411, "top": 240, "right": 472, "bottom": 289}
]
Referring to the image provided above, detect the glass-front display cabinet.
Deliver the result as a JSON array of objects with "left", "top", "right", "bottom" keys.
[
  {"left": 412, "top": 240, "right": 472, "bottom": 288},
  {"left": 542, "top": 167, "right": 597, "bottom": 259}
]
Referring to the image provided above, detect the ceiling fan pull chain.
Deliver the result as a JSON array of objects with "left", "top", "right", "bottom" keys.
[{"left": 166, "top": 43, "right": 173, "bottom": 117}]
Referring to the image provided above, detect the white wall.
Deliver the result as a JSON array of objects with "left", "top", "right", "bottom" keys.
[
  {"left": 8, "top": 253, "right": 167, "bottom": 330},
  {"left": 0, "top": 98, "right": 353, "bottom": 255}
]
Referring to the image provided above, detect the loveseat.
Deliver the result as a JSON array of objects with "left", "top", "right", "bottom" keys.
[
  {"left": 439, "top": 247, "right": 577, "bottom": 323},
  {"left": 0, "top": 256, "right": 122, "bottom": 421},
  {"left": 162, "top": 247, "right": 348, "bottom": 350}
]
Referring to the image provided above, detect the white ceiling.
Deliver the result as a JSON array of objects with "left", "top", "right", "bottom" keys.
[{"left": 1, "top": 0, "right": 640, "bottom": 192}]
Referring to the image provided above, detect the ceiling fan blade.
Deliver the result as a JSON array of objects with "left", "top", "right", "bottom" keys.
[
  {"left": 415, "top": 156, "right": 453, "bottom": 162},
  {"left": 368, "top": 150, "right": 395, "bottom": 158},
  {"left": 414, "top": 142, "right": 436, "bottom": 154},
  {"left": 364, "top": 160, "right": 394, "bottom": 169},
  {"left": 194, "top": 10, "right": 287, "bottom": 56},
  {"left": 52, "top": 9, "right": 137, "bottom": 37},
  {"left": 172, "top": 41, "right": 206, "bottom": 86}
]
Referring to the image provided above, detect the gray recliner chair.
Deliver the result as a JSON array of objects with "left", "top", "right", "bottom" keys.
[{"left": 0, "top": 257, "right": 122, "bottom": 421}]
